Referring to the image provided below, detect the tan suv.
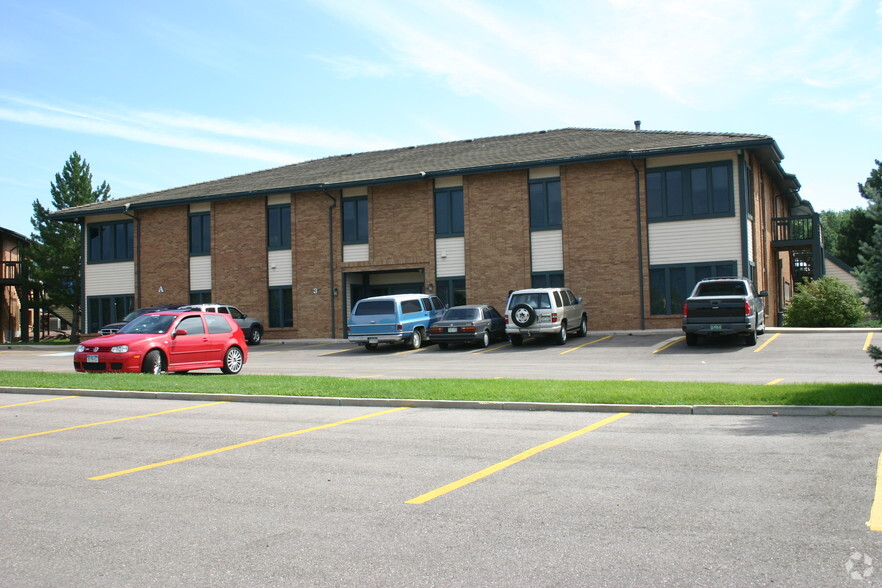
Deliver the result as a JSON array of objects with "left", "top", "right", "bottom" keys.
[{"left": 505, "top": 287, "right": 588, "bottom": 346}]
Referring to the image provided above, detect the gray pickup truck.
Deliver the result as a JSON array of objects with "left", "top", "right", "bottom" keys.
[{"left": 681, "top": 277, "right": 767, "bottom": 346}]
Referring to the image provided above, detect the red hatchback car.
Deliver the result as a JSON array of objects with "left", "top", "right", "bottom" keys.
[{"left": 74, "top": 311, "right": 248, "bottom": 375}]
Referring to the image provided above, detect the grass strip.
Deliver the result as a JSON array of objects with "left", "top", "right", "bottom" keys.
[{"left": 1, "top": 371, "right": 881, "bottom": 406}]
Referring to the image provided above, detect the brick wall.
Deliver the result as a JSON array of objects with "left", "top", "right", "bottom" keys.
[
  {"left": 212, "top": 198, "right": 268, "bottom": 323},
  {"left": 293, "top": 190, "right": 337, "bottom": 338},
  {"left": 138, "top": 206, "right": 189, "bottom": 307},
  {"left": 369, "top": 181, "right": 433, "bottom": 268},
  {"left": 564, "top": 160, "right": 645, "bottom": 330},
  {"left": 465, "top": 170, "right": 531, "bottom": 307}
]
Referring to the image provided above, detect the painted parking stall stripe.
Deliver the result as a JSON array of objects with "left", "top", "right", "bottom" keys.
[
  {"left": 753, "top": 332, "right": 780, "bottom": 353},
  {"left": 406, "top": 412, "right": 631, "bottom": 504},
  {"left": 90, "top": 406, "right": 409, "bottom": 481},
  {"left": 0, "top": 395, "right": 77, "bottom": 409},
  {"left": 0, "top": 401, "right": 228, "bottom": 442},
  {"left": 560, "top": 334, "right": 613, "bottom": 355},
  {"left": 868, "top": 451, "right": 882, "bottom": 532}
]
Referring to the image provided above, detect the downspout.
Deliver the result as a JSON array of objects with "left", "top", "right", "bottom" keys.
[
  {"left": 123, "top": 204, "right": 140, "bottom": 307},
  {"left": 629, "top": 153, "right": 646, "bottom": 330},
  {"left": 322, "top": 188, "right": 337, "bottom": 338}
]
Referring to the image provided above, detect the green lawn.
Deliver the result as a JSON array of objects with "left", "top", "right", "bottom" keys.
[{"left": 1, "top": 371, "right": 881, "bottom": 406}]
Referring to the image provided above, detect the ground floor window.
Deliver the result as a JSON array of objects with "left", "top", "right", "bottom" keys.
[
  {"left": 436, "top": 277, "right": 466, "bottom": 307},
  {"left": 268, "top": 286, "right": 293, "bottom": 328},
  {"left": 189, "top": 290, "right": 211, "bottom": 305},
  {"left": 531, "top": 272, "right": 564, "bottom": 289},
  {"left": 649, "top": 261, "right": 737, "bottom": 315},
  {"left": 86, "top": 294, "right": 134, "bottom": 333}
]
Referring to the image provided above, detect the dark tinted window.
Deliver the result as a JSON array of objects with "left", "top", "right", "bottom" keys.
[
  {"left": 696, "top": 281, "right": 746, "bottom": 297},
  {"left": 354, "top": 300, "right": 395, "bottom": 315},
  {"left": 510, "top": 293, "right": 552, "bottom": 309},
  {"left": 205, "top": 314, "right": 233, "bottom": 334},
  {"left": 444, "top": 307, "right": 480, "bottom": 320},
  {"left": 177, "top": 316, "right": 205, "bottom": 335},
  {"left": 400, "top": 299, "right": 423, "bottom": 314},
  {"left": 553, "top": 291, "right": 563, "bottom": 307}
]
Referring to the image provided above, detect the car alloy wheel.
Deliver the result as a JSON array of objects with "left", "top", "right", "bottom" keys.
[{"left": 222, "top": 346, "right": 244, "bottom": 374}]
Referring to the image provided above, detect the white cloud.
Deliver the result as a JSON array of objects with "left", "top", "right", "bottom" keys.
[{"left": 0, "top": 95, "right": 398, "bottom": 164}]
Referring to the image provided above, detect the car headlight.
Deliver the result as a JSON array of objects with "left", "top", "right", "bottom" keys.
[
  {"left": 76, "top": 344, "right": 86, "bottom": 352},
  {"left": 111, "top": 345, "right": 129, "bottom": 353}
]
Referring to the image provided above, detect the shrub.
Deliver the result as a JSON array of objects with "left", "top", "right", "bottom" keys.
[{"left": 783, "top": 276, "right": 865, "bottom": 327}]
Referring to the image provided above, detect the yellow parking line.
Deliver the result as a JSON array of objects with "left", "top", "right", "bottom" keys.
[
  {"left": 90, "top": 406, "right": 409, "bottom": 481},
  {"left": 765, "top": 379, "right": 784, "bottom": 386},
  {"left": 406, "top": 412, "right": 631, "bottom": 504},
  {"left": 473, "top": 342, "right": 511, "bottom": 354},
  {"left": 0, "top": 401, "right": 228, "bottom": 442},
  {"left": 864, "top": 333, "right": 874, "bottom": 351},
  {"left": 393, "top": 347, "right": 430, "bottom": 356},
  {"left": 867, "top": 451, "right": 882, "bottom": 531},
  {"left": 560, "top": 335, "right": 613, "bottom": 354},
  {"left": 653, "top": 337, "right": 684, "bottom": 354},
  {"left": 753, "top": 333, "right": 780, "bottom": 353},
  {"left": 319, "top": 347, "right": 359, "bottom": 356},
  {"left": 0, "top": 395, "right": 78, "bottom": 409}
]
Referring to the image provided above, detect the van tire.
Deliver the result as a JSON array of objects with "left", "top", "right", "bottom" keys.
[{"left": 410, "top": 329, "right": 424, "bottom": 349}]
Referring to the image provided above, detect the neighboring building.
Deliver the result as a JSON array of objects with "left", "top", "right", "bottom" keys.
[
  {"left": 50, "top": 127, "right": 821, "bottom": 339},
  {"left": 825, "top": 252, "right": 860, "bottom": 292},
  {"left": 0, "top": 227, "right": 29, "bottom": 343}
]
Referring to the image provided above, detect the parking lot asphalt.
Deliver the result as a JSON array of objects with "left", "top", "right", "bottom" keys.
[{"left": 1, "top": 393, "right": 881, "bottom": 586}]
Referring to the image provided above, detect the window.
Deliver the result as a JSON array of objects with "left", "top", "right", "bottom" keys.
[
  {"left": 177, "top": 315, "right": 205, "bottom": 335},
  {"left": 531, "top": 272, "right": 564, "bottom": 288},
  {"left": 436, "top": 277, "right": 465, "bottom": 307},
  {"left": 190, "top": 290, "right": 211, "bottom": 305},
  {"left": 87, "top": 221, "right": 133, "bottom": 263},
  {"left": 189, "top": 212, "right": 210, "bottom": 256},
  {"left": 267, "top": 204, "right": 291, "bottom": 250},
  {"left": 434, "top": 188, "right": 464, "bottom": 237},
  {"left": 268, "top": 286, "right": 293, "bottom": 328},
  {"left": 649, "top": 261, "right": 737, "bottom": 315},
  {"left": 87, "top": 294, "right": 134, "bottom": 333},
  {"left": 205, "top": 314, "right": 233, "bottom": 334},
  {"left": 400, "top": 299, "right": 423, "bottom": 314},
  {"left": 646, "top": 161, "right": 733, "bottom": 222},
  {"left": 342, "top": 197, "right": 368, "bottom": 244},
  {"left": 529, "top": 178, "right": 562, "bottom": 230}
]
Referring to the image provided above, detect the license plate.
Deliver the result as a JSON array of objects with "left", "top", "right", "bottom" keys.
[
  {"left": 368, "top": 337, "right": 378, "bottom": 344},
  {"left": 87, "top": 355, "right": 99, "bottom": 363},
  {"left": 710, "top": 324, "right": 722, "bottom": 331},
  {"left": 448, "top": 327, "right": 458, "bottom": 333}
]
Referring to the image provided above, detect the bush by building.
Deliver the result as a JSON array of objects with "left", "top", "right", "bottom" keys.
[{"left": 783, "top": 276, "right": 865, "bottom": 327}]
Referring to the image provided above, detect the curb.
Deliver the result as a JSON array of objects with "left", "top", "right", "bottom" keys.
[{"left": 3, "top": 386, "right": 881, "bottom": 417}]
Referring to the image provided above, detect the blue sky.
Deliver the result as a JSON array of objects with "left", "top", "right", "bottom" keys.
[{"left": 1, "top": 0, "right": 881, "bottom": 238}]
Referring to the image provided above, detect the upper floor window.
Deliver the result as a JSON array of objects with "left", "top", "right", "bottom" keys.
[
  {"left": 188, "top": 212, "right": 210, "bottom": 256},
  {"left": 267, "top": 203, "right": 291, "bottom": 250},
  {"left": 529, "top": 178, "right": 562, "bottom": 230},
  {"left": 87, "top": 220, "right": 133, "bottom": 263},
  {"left": 646, "top": 161, "right": 733, "bottom": 222},
  {"left": 343, "top": 197, "right": 368, "bottom": 244},
  {"left": 434, "top": 188, "right": 464, "bottom": 237}
]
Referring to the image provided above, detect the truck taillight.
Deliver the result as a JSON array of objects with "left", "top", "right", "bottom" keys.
[
  {"left": 744, "top": 301, "right": 752, "bottom": 316},
  {"left": 504, "top": 315, "right": 509, "bottom": 325},
  {"left": 551, "top": 312, "right": 558, "bottom": 323},
  {"left": 682, "top": 302, "right": 688, "bottom": 317},
  {"left": 397, "top": 324, "right": 403, "bottom": 332}
]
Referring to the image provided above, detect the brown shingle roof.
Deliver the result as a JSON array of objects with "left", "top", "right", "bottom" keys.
[{"left": 51, "top": 127, "right": 787, "bottom": 219}]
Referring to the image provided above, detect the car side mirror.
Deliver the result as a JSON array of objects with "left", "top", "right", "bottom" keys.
[
  {"left": 576, "top": 297, "right": 583, "bottom": 303},
  {"left": 758, "top": 291, "right": 768, "bottom": 297},
  {"left": 173, "top": 329, "right": 188, "bottom": 337}
]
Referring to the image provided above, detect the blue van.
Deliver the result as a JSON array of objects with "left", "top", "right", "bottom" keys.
[{"left": 347, "top": 294, "right": 446, "bottom": 350}]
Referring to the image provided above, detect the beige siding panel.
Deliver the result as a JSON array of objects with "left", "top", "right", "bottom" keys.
[
  {"left": 342, "top": 187, "right": 368, "bottom": 197},
  {"left": 646, "top": 151, "right": 738, "bottom": 169},
  {"left": 531, "top": 230, "right": 563, "bottom": 272},
  {"left": 825, "top": 260, "right": 859, "bottom": 290},
  {"left": 267, "top": 194, "right": 291, "bottom": 206},
  {"left": 343, "top": 243, "right": 369, "bottom": 263},
  {"left": 189, "top": 202, "right": 210, "bottom": 213},
  {"left": 648, "top": 218, "right": 742, "bottom": 269},
  {"left": 529, "top": 166, "right": 560, "bottom": 179},
  {"left": 85, "top": 262, "right": 135, "bottom": 296},
  {"left": 436, "top": 237, "right": 465, "bottom": 277},
  {"left": 190, "top": 256, "right": 211, "bottom": 290},
  {"left": 435, "top": 176, "right": 463, "bottom": 189},
  {"left": 268, "top": 249, "right": 293, "bottom": 287}
]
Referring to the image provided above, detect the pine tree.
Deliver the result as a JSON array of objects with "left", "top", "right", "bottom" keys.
[
  {"left": 29, "top": 152, "right": 110, "bottom": 342},
  {"left": 858, "top": 160, "right": 882, "bottom": 317}
]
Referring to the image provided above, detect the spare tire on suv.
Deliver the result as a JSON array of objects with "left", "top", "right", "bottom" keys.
[{"left": 504, "top": 287, "right": 588, "bottom": 346}]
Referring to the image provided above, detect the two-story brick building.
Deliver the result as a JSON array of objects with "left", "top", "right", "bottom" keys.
[
  {"left": 51, "top": 127, "right": 821, "bottom": 338},
  {"left": 1, "top": 226, "right": 29, "bottom": 343}
]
